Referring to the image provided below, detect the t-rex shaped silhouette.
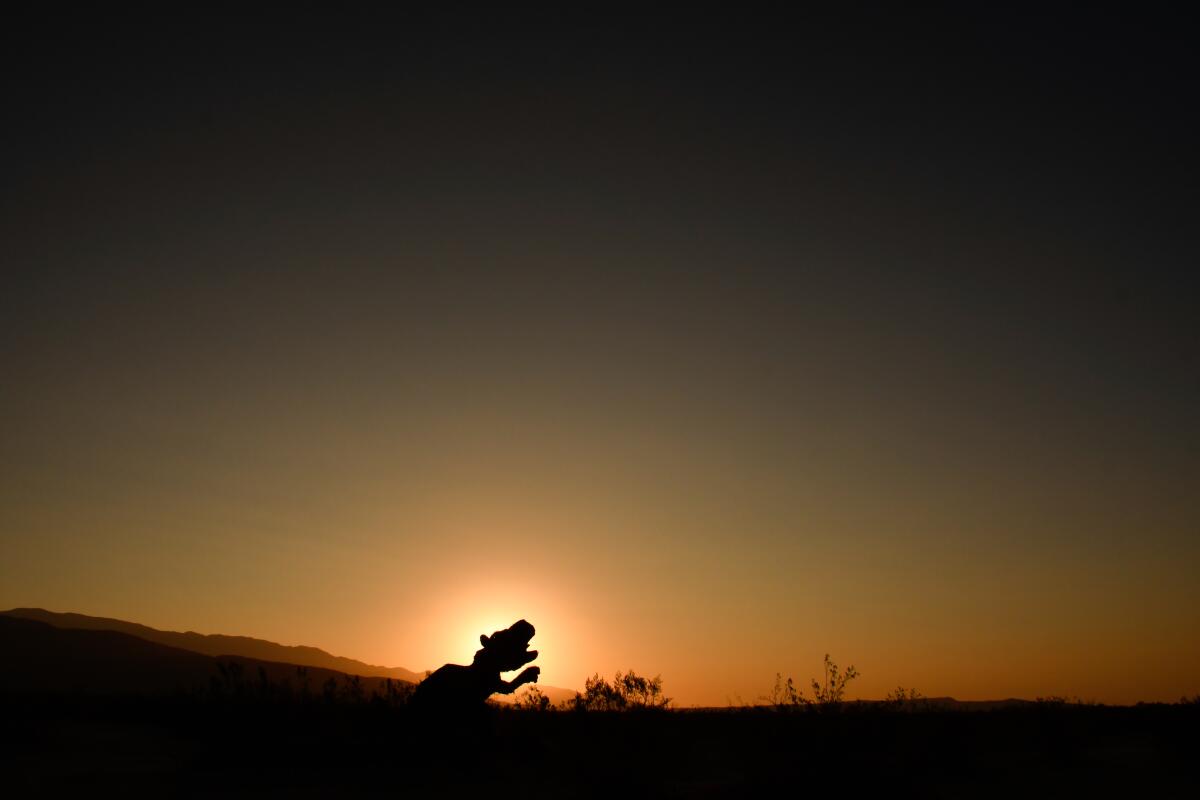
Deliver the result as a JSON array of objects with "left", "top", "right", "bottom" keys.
[{"left": 411, "top": 619, "right": 540, "bottom": 709}]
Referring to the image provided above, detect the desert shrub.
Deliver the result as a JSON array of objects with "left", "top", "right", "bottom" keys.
[
  {"left": 767, "top": 654, "right": 859, "bottom": 711},
  {"left": 617, "top": 671, "right": 671, "bottom": 708},
  {"left": 341, "top": 675, "right": 364, "bottom": 703},
  {"left": 210, "top": 660, "right": 248, "bottom": 699},
  {"left": 884, "top": 686, "right": 923, "bottom": 711},
  {"left": 572, "top": 673, "right": 626, "bottom": 711},
  {"left": 379, "top": 678, "right": 414, "bottom": 707},
  {"left": 763, "top": 673, "right": 808, "bottom": 710},
  {"left": 514, "top": 685, "right": 552, "bottom": 711},
  {"left": 571, "top": 671, "right": 670, "bottom": 711},
  {"left": 811, "top": 654, "right": 858, "bottom": 707}
]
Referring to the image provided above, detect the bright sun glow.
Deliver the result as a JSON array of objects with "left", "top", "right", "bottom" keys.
[{"left": 408, "top": 575, "right": 581, "bottom": 687}]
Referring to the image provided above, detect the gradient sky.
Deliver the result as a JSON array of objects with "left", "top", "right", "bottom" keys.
[{"left": 2, "top": 8, "right": 1197, "bottom": 705}]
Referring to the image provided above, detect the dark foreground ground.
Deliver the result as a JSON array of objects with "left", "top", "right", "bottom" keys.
[{"left": 3, "top": 694, "right": 1196, "bottom": 798}]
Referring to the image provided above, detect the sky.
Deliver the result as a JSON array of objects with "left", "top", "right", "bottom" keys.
[{"left": 2, "top": 8, "right": 1197, "bottom": 705}]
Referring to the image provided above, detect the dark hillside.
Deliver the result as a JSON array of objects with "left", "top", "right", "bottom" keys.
[
  {"left": 0, "top": 616, "right": 407, "bottom": 698},
  {"left": 1, "top": 607, "right": 424, "bottom": 683}
]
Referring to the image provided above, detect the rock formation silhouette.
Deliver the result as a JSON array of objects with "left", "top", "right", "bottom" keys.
[{"left": 411, "top": 619, "right": 539, "bottom": 710}]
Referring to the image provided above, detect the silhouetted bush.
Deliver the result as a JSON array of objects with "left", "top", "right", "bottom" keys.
[
  {"left": 811, "top": 653, "right": 858, "bottom": 707},
  {"left": 766, "top": 653, "right": 859, "bottom": 711},
  {"left": 884, "top": 685, "right": 923, "bottom": 711},
  {"left": 380, "top": 677, "right": 415, "bottom": 707},
  {"left": 570, "top": 670, "right": 670, "bottom": 711},
  {"left": 513, "top": 685, "right": 552, "bottom": 711},
  {"left": 764, "top": 673, "right": 807, "bottom": 710},
  {"left": 199, "top": 660, "right": 415, "bottom": 708}
]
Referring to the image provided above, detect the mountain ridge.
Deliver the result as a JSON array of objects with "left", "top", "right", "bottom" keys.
[
  {"left": 2, "top": 607, "right": 425, "bottom": 683},
  {"left": 0, "top": 615, "right": 405, "bottom": 696}
]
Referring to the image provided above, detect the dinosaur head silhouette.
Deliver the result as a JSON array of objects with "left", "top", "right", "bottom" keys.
[{"left": 472, "top": 619, "right": 537, "bottom": 672}]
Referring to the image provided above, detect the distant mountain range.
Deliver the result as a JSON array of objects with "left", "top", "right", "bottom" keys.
[
  {"left": 2, "top": 607, "right": 424, "bottom": 683},
  {"left": 0, "top": 607, "right": 579, "bottom": 705},
  {"left": 0, "top": 615, "right": 399, "bottom": 696}
]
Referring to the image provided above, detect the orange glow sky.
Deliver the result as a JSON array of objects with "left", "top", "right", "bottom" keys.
[{"left": 2, "top": 10, "right": 1197, "bottom": 706}]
